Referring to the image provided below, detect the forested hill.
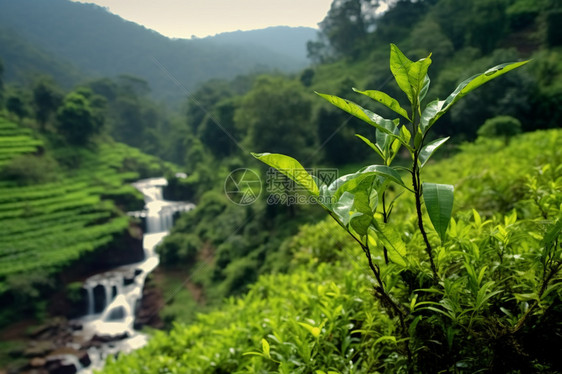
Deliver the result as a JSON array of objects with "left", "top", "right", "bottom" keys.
[{"left": 0, "top": 0, "right": 315, "bottom": 104}]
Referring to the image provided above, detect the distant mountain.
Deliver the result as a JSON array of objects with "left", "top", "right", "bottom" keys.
[
  {"left": 207, "top": 26, "right": 316, "bottom": 62},
  {"left": 0, "top": 0, "right": 316, "bottom": 105},
  {"left": 0, "top": 25, "right": 83, "bottom": 89}
]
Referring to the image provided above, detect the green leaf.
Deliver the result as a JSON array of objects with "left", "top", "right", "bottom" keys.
[
  {"left": 329, "top": 165, "right": 409, "bottom": 203},
  {"left": 333, "top": 191, "right": 355, "bottom": 226},
  {"left": 389, "top": 44, "right": 432, "bottom": 105},
  {"left": 350, "top": 212, "right": 372, "bottom": 237},
  {"left": 362, "top": 165, "right": 409, "bottom": 191},
  {"left": 261, "top": 338, "right": 271, "bottom": 359},
  {"left": 420, "top": 60, "right": 529, "bottom": 133},
  {"left": 316, "top": 92, "right": 375, "bottom": 125},
  {"left": 251, "top": 152, "right": 319, "bottom": 196},
  {"left": 355, "top": 134, "right": 385, "bottom": 161},
  {"left": 316, "top": 92, "right": 401, "bottom": 140},
  {"left": 408, "top": 55, "right": 432, "bottom": 102},
  {"left": 332, "top": 176, "right": 376, "bottom": 236},
  {"left": 390, "top": 44, "right": 415, "bottom": 103},
  {"left": 422, "top": 183, "right": 454, "bottom": 243},
  {"left": 376, "top": 120, "right": 401, "bottom": 161},
  {"left": 400, "top": 125, "right": 412, "bottom": 149},
  {"left": 420, "top": 99, "right": 446, "bottom": 133},
  {"left": 298, "top": 322, "right": 321, "bottom": 338},
  {"left": 390, "top": 137, "right": 401, "bottom": 164},
  {"left": 370, "top": 220, "right": 407, "bottom": 266},
  {"left": 374, "top": 335, "right": 397, "bottom": 346},
  {"left": 419, "top": 137, "right": 449, "bottom": 167},
  {"left": 352, "top": 88, "right": 410, "bottom": 121},
  {"left": 542, "top": 217, "right": 562, "bottom": 247},
  {"left": 419, "top": 74, "right": 430, "bottom": 102}
]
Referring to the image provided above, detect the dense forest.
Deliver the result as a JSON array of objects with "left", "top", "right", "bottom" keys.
[{"left": 0, "top": 0, "right": 561, "bottom": 372}]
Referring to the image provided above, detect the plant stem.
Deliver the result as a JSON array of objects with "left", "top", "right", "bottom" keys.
[
  {"left": 382, "top": 192, "right": 389, "bottom": 265},
  {"left": 513, "top": 257, "right": 560, "bottom": 333},
  {"left": 326, "top": 211, "right": 407, "bottom": 319},
  {"left": 412, "top": 152, "right": 439, "bottom": 279}
]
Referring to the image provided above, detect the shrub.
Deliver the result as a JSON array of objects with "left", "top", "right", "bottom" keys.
[
  {"left": 477, "top": 115, "right": 522, "bottom": 144},
  {"left": 158, "top": 233, "right": 201, "bottom": 266},
  {"left": 0, "top": 154, "right": 58, "bottom": 185}
]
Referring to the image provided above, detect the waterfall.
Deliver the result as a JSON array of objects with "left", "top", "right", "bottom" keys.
[
  {"left": 74, "top": 177, "right": 194, "bottom": 373},
  {"left": 85, "top": 283, "right": 94, "bottom": 316},
  {"left": 104, "top": 280, "right": 113, "bottom": 309}
]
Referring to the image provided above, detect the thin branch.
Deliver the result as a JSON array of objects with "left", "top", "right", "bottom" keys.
[{"left": 412, "top": 152, "right": 438, "bottom": 279}]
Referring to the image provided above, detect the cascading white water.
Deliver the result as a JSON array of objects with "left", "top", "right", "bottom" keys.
[
  {"left": 73, "top": 177, "right": 194, "bottom": 373},
  {"left": 85, "top": 283, "right": 94, "bottom": 316}
]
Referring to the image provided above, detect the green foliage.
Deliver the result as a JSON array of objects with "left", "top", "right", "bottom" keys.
[
  {"left": 0, "top": 0, "right": 313, "bottom": 106},
  {"left": 65, "top": 281, "right": 84, "bottom": 304},
  {"left": 250, "top": 44, "right": 543, "bottom": 373},
  {"left": 56, "top": 88, "right": 105, "bottom": 145},
  {"left": 313, "top": 0, "right": 375, "bottom": 58},
  {"left": 32, "top": 77, "right": 62, "bottom": 130},
  {"left": 546, "top": 9, "right": 562, "bottom": 46},
  {"left": 422, "top": 182, "right": 454, "bottom": 243},
  {"left": 0, "top": 118, "right": 43, "bottom": 169},
  {"left": 158, "top": 233, "right": 201, "bottom": 266},
  {"left": 0, "top": 154, "right": 58, "bottom": 185},
  {"left": 0, "top": 120, "right": 174, "bottom": 312},
  {"left": 106, "top": 127, "right": 562, "bottom": 374},
  {"left": 237, "top": 76, "right": 318, "bottom": 162},
  {"left": 5, "top": 94, "right": 27, "bottom": 120},
  {"left": 477, "top": 115, "right": 522, "bottom": 144}
]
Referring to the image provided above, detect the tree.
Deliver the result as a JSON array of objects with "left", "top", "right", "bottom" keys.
[
  {"left": 235, "top": 76, "right": 317, "bottom": 162},
  {"left": 467, "top": 0, "right": 509, "bottom": 53},
  {"left": 316, "top": 0, "right": 374, "bottom": 58},
  {"left": 374, "top": 0, "right": 432, "bottom": 45},
  {"left": 0, "top": 58, "right": 4, "bottom": 108},
  {"left": 197, "top": 97, "right": 241, "bottom": 158},
  {"left": 56, "top": 88, "right": 104, "bottom": 145},
  {"left": 6, "top": 95, "right": 28, "bottom": 121},
  {"left": 32, "top": 77, "right": 63, "bottom": 131}
]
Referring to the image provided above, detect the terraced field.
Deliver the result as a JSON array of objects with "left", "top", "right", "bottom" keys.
[
  {"left": 0, "top": 117, "right": 172, "bottom": 292},
  {"left": 0, "top": 118, "right": 43, "bottom": 169}
]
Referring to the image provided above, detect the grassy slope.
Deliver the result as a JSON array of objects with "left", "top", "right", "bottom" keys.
[
  {"left": 103, "top": 129, "right": 562, "bottom": 373},
  {"left": 0, "top": 116, "right": 173, "bottom": 293}
]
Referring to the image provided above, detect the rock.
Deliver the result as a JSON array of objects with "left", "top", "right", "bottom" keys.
[
  {"left": 68, "top": 321, "right": 82, "bottom": 331},
  {"left": 77, "top": 351, "right": 91, "bottom": 367},
  {"left": 45, "top": 358, "right": 78, "bottom": 374},
  {"left": 24, "top": 341, "right": 56, "bottom": 357},
  {"left": 29, "top": 357, "right": 47, "bottom": 367},
  {"left": 123, "top": 274, "right": 134, "bottom": 286},
  {"left": 45, "top": 351, "right": 83, "bottom": 374},
  {"left": 90, "top": 331, "right": 129, "bottom": 344}
]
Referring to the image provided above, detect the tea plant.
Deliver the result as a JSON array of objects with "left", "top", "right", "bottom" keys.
[{"left": 252, "top": 45, "right": 561, "bottom": 371}]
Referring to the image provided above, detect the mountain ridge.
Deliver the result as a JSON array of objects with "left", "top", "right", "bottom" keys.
[{"left": 0, "top": 0, "right": 316, "bottom": 105}]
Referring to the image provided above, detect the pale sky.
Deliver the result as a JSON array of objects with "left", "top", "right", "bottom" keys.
[{"left": 71, "top": 0, "right": 334, "bottom": 38}]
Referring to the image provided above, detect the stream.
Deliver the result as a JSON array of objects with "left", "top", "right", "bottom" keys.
[{"left": 64, "top": 177, "right": 194, "bottom": 373}]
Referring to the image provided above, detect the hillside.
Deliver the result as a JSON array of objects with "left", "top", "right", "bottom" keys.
[
  {"left": 0, "top": 0, "right": 561, "bottom": 372},
  {"left": 0, "top": 0, "right": 316, "bottom": 104},
  {"left": 104, "top": 129, "right": 562, "bottom": 373},
  {"left": 0, "top": 26, "right": 82, "bottom": 89},
  {"left": 0, "top": 115, "right": 175, "bottom": 326}
]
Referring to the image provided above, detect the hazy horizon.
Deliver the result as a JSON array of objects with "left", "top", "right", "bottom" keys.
[{"left": 70, "top": 0, "right": 333, "bottom": 38}]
